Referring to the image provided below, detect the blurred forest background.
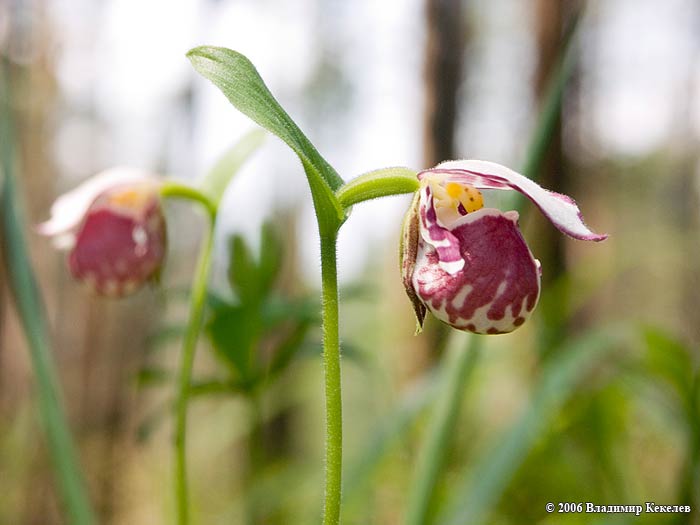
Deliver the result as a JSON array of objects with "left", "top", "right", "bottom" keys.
[{"left": 2, "top": 0, "right": 700, "bottom": 524}]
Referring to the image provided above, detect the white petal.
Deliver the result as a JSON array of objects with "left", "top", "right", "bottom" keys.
[
  {"left": 37, "top": 167, "right": 160, "bottom": 238},
  {"left": 420, "top": 160, "right": 608, "bottom": 241}
]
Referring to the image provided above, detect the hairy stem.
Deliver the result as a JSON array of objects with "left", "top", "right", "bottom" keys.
[
  {"left": 161, "top": 181, "right": 217, "bottom": 217},
  {"left": 320, "top": 232, "right": 342, "bottom": 525},
  {"left": 174, "top": 216, "right": 216, "bottom": 525},
  {"left": 335, "top": 167, "right": 418, "bottom": 209}
]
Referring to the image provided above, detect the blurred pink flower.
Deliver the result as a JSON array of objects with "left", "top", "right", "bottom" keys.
[
  {"left": 38, "top": 168, "right": 166, "bottom": 297},
  {"left": 401, "top": 160, "right": 607, "bottom": 335}
]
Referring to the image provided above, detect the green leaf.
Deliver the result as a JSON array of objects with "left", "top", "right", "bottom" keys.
[
  {"left": 187, "top": 46, "right": 345, "bottom": 235},
  {"left": 258, "top": 222, "right": 283, "bottom": 297},
  {"left": 643, "top": 326, "right": 695, "bottom": 402},
  {"left": 226, "top": 223, "right": 283, "bottom": 305},
  {"left": 437, "top": 327, "right": 630, "bottom": 525},
  {"left": 262, "top": 296, "right": 320, "bottom": 326},
  {"left": 135, "top": 367, "right": 172, "bottom": 388},
  {"left": 207, "top": 303, "right": 261, "bottom": 381},
  {"left": 189, "top": 379, "right": 245, "bottom": 397},
  {"left": 229, "top": 234, "right": 260, "bottom": 303},
  {"left": 199, "top": 128, "right": 266, "bottom": 205},
  {"left": 266, "top": 320, "right": 312, "bottom": 381}
]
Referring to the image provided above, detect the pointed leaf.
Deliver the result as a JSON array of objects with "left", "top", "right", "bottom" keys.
[
  {"left": 643, "top": 326, "right": 694, "bottom": 401},
  {"left": 207, "top": 303, "right": 260, "bottom": 381},
  {"left": 262, "top": 296, "right": 320, "bottom": 326},
  {"left": 187, "top": 46, "right": 345, "bottom": 234},
  {"left": 258, "top": 222, "right": 283, "bottom": 296},
  {"left": 200, "top": 128, "right": 266, "bottom": 205},
  {"left": 266, "top": 321, "right": 312, "bottom": 381},
  {"left": 229, "top": 234, "right": 260, "bottom": 303}
]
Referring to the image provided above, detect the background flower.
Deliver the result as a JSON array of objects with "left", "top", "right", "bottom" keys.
[{"left": 38, "top": 168, "right": 165, "bottom": 296}]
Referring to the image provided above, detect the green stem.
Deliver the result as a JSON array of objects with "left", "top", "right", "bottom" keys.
[
  {"left": 174, "top": 215, "right": 216, "bottom": 525},
  {"left": 405, "top": 335, "right": 481, "bottom": 525},
  {"left": 320, "top": 232, "right": 342, "bottom": 525},
  {"left": 336, "top": 167, "right": 418, "bottom": 210},
  {"left": 161, "top": 180, "right": 218, "bottom": 217}
]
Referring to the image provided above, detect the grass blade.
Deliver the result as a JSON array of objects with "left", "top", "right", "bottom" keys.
[
  {"left": 342, "top": 369, "right": 441, "bottom": 505},
  {"left": 199, "top": 128, "right": 266, "bottom": 205},
  {"left": 0, "top": 64, "right": 96, "bottom": 525},
  {"left": 404, "top": 334, "right": 481, "bottom": 525},
  {"left": 438, "top": 328, "right": 629, "bottom": 525}
]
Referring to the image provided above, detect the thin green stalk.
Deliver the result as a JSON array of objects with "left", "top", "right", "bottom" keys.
[
  {"left": 174, "top": 214, "right": 216, "bottom": 525},
  {"left": 405, "top": 335, "right": 481, "bottom": 525},
  {"left": 336, "top": 167, "right": 418, "bottom": 209},
  {"left": 320, "top": 232, "right": 342, "bottom": 525},
  {"left": 161, "top": 181, "right": 218, "bottom": 217},
  {"left": 1, "top": 65, "right": 96, "bottom": 524}
]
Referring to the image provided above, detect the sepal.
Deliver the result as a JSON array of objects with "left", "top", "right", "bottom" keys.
[{"left": 400, "top": 191, "right": 426, "bottom": 332}]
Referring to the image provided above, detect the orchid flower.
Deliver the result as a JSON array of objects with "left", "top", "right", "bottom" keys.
[
  {"left": 401, "top": 160, "right": 607, "bottom": 335},
  {"left": 38, "top": 168, "right": 166, "bottom": 297}
]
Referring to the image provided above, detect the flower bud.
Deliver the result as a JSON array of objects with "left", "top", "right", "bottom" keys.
[
  {"left": 68, "top": 185, "right": 166, "bottom": 296},
  {"left": 38, "top": 168, "right": 166, "bottom": 297}
]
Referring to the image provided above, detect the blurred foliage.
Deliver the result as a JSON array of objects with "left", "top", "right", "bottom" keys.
[
  {"left": 206, "top": 222, "right": 317, "bottom": 394},
  {"left": 137, "top": 221, "right": 369, "bottom": 446},
  {"left": 137, "top": 222, "right": 321, "bottom": 425}
]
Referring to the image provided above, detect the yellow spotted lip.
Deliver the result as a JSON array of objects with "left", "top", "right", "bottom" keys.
[
  {"left": 431, "top": 178, "right": 484, "bottom": 226},
  {"left": 445, "top": 181, "right": 484, "bottom": 213}
]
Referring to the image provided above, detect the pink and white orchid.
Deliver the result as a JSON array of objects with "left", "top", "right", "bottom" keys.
[
  {"left": 401, "top": 160, "right": 607, "bottom": 335},
  {"left": 38, "top": 168, "right": 166, "bottom": 297}
]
